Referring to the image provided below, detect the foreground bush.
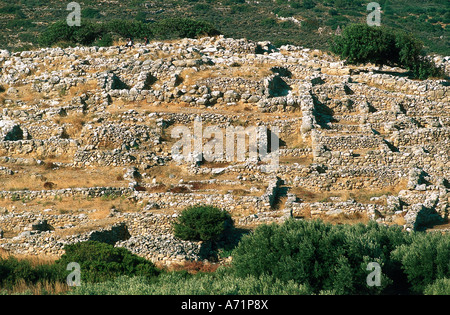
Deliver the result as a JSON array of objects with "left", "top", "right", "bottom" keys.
[
  {"left": 392, "top": 232, "right": 450, "bottom": 293},
  {"left": 56, "top": 241, "right": 159, "bottom": 283},
  {"left": 231, "top": 219, "right": 449, "bottom": 294},
  {"left": 424, "top": 278, "right": 450, "bottom": 295},
  {"left": 0, "top": 256, "right": 65, "bottom": 291},
  {"left": 69, "top": 268, "right": 313, "bottom": 295},
  {"left": 330, "top": 24, "right": 444, "bottom": 79}
]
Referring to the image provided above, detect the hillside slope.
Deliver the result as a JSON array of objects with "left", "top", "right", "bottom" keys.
[{"left": 0, "top": 0, "right": 448, "bottom": 55}]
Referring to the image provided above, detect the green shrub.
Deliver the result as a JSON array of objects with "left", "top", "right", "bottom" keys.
[
  {"left": 0, "top": 256, "right": 65, "bottom": 290},
  {"left": 56, "top": 241, "right": 160, "bottom": 283},
  {"left": 105, "top": 20, "right": 151, "bottom": 39},
  {"left": 38, "top": 18, "right": 220, "bottom": 48},
  {"left": 330, "top": 24, "right": 398, "bottom": 68},
  {"left": 0, "top": 4, "right": 26, "bottom": 18},
  {"left": 38, "top": 21, "right": 75, "bottom": 47},
  {"left": 173, "top": 205, "right": 233, "bottom": 242},
  {"left": 81, "top": 8, "right": 102, "bottom": 19},
  {"left": 230, "top": 219, "right": 413, "bottom": 294},
  {"left": 71, "top": 22, "right": 104, "bottom": 46},
  {"left": 152, "top": 18, "right": 220, "bottom": 39},
  {"left": 6, "top": 19, "right": 33, "bottom": 29},
  {"left": 330, "top": 23, "right": 444, "bottom": 79},
  {"left": 392, "top": 232, "right": 450, "bottom": 293},
  {"left": 424, "top": 278, "right": 450, "bottom": 295}
]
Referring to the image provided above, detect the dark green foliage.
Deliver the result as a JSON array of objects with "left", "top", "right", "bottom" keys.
[
  {"left": 56, "top": 241, "right": 159, "bottom": 283},
  {"left": 93, "top": 33, "right": 113, "bottom": 47},
  {"left": 0, "top": 256, "right": 65, "bottom": 290},
  {"left": 38, "top": 18, "right": 220, "bottom": 48},
  {"left": 81, "top": 7, "right": 102, "bottom": 19},
  {"left": 173, "top": 205, "right": 233, "bottom": 242},
  {"left": 424, "top": 278, "right": 450, "bottom": 295},
  {"left": 330, "top": 23, "right": 445, "bottom": 79},
  {"left": 152, "top": 18, "right": 220, "bottom": 40},
  {"left": 1, "top": 0, "right": 449, "bottom": 57},
  {"left": 392, "top": 232, "right": 450, "bottom": 293},
  {"left": 230, "top": 219, "right": 447, "bottom": 294},
  {"left": 330, "top": 24, "right": 398, "bottom": 67},
  {"left": 105, "top": 20, "right": 151, "bottom": 40},
  {"left": 0, "top": 4, "right": 26, "bottom": 18},
  {"left": 38, "top": 20, "right": 76, "bottom": 47}
]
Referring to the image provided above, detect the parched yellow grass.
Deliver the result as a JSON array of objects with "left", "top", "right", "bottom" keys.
[
  {"left": 320, "top": 212, "right": 370, "bottom": 225},
  {"left": 6, "top": 279, "right": 70, "bottom": 295},
  {"left": 0, "top": 166, "right": 126, "bottom": 192},
  {"left": 0, "top": 191, "right": 140, "bottom": 217},
  {"left": 67, "top": 79, "right": 98, "bottom": 97},
  {"left": 3, "top": 85, "right": 44, "bottom": 105},
  {"left": 0, "top": 248, "right": 59, "bottom": 265},
  {"left": 53, "top": 113, "right": 90, "bottom": 138},
  {"left": 180, "top": 68, "right": 216, "bottom": 86},
  {"left": 53, "top": 217, "right": 121, "bottom": 238}
]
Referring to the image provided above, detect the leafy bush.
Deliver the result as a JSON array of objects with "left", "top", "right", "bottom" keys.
[
  {"left": 56, "top": 241, "right": 160, "bottom": 283},
  {"left": 230, "top": 219, "right": 414, "bottom": 294},
  {"left": 38, "top": 18, "right": 220, "bottom": 48},
  {"left": 105, "top": 20, "right": 151, "bottom": 40},
  {"left": 330, "top": 24, "right": 398, "bottom": 67},
  {"left": 173, "top": 205, "right": 233, "bottom": 242},
  {"left": 0, "top": 256, "right": 65, "bottom": 290},
  {"left": 152, "top": 18, "right": 220, "bottom": 40},
  {"left": 330, "top": 23, "right": 444, "bottom": 79},
  {"left": 81, "top": 7, "right": 102, "bottom": 19},
  {"left": 38, "top": 21, "right": 76, "bottom": 47},
  {"left": 0, "top": 4, "right": 26, "bottom": 18},
  {"left": 424, "top": 278, "right": 450, "bottom": 295},
  {"left": 392, "top": 232, "right": 450, "bottom": 293}
]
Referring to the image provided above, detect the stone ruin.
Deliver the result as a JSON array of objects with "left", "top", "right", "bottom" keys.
[{"left": 0, "top": 35, "right": 448, "bottom": 265}]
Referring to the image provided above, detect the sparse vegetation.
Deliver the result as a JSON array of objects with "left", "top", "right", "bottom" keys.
[{"left": 1, "top": 0, "right": 448, "bottom": 56}]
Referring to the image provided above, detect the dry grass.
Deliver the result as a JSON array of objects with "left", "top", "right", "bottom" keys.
[
  {"left": 290, "top": 180, "right": 407, "bottom": 204},
  {"left": 319, "top": 212, "right": 370, "bottom": 225},
  {"left": 2, "top": 85, "right": 44, "bottom": 105},
  {"left": 180, "top": 68, "right": 216, "bottom": 86},
  {"left": 53, "top": 113, "right": 90, "bottom": 138},
  {"left": 0, "top": 249, "right": 67, "bottom": 295},
  {"left": 0, "top": 192, "right": 140, "bottom": 222},
  {"left": 0, "top": 166, "right": 127, "bottom": 192},
  {"left": 160, "top": 260, "right": 220, "bottom": 274},
  {"left": 392, "top": 215, "right": 407, "bottom": 226},
  {"left": 53, "top": 217, "right": 121, "bottom": 238},
  {"left": 67, "top": 80, "right": 98, "bottom": 97},
  {"left": 279, "top": 156, "right": 313, "bottom": 165},
  {"left": 5, "top": 279, "right": 70, "bottom": 295}
]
